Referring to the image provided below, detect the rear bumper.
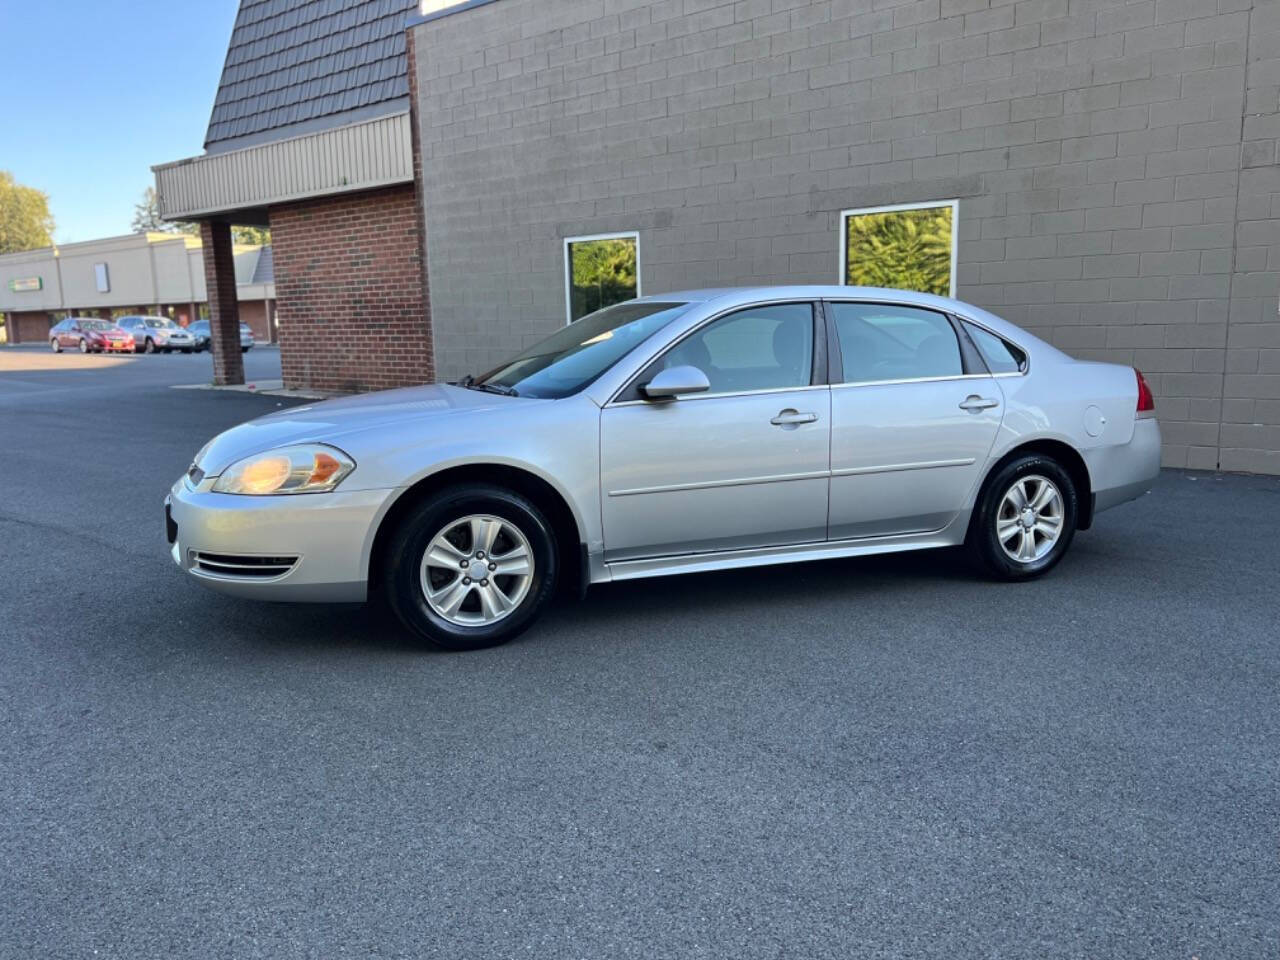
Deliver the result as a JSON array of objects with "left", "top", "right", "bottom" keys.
[
  {"left": 1088, "top": 417, "right": 1162, "bottom": 515},
  {"left": 166, "top": 478, "right": 394, "bottom": 602}
]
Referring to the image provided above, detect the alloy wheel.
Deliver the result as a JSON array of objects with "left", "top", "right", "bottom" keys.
[
  {"left": 419, "top": 514, "right": 534, "bottom": 626},
  {"left": 996, "top": 474, "right": 1064, "bottom": 563}
]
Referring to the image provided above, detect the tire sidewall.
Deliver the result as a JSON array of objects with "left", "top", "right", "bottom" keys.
[
  {"left": 385, "top": 485, "right": 558, "bottom": 650},
  {"left": 971, "top": 454, "right": 1078, "bottom": 580}
]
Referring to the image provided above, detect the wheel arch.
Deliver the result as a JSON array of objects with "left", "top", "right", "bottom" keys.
[
  {"left": 976, "top": 437, "right": 1094, "bottom": 531},
  {"left": 366, "top": 462, "right": 587, "bottom": 598}
]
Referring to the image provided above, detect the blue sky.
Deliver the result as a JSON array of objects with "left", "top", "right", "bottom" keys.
[{"left": 0, "top": 1, "right": 238, "bottom": 243}]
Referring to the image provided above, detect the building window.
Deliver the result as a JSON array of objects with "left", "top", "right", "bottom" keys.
[
  {"left": 840, "top": 201, "right": 957, "bottom": 298},
  {"left": 564, "top": 232, "right": 639, "bottom": 324}
]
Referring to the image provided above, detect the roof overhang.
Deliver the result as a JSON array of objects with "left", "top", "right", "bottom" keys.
[{"left": 152, "top": 112, "right": 413, "bottom": 223}]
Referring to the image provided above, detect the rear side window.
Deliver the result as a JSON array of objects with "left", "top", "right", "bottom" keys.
[
  {"left": 963, "top": 321, "right": 1026, "bottom": 374},
  {"left": 829, "top": 302, "right": 963, "bottom": 384}
]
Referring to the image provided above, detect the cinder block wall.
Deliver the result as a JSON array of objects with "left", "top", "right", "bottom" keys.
[
  {"left": 412, "top": 0, "right": 1280, "bottom": 473},
  {"left": 270, "top": 184, "right": 432, "bottom": 393}
]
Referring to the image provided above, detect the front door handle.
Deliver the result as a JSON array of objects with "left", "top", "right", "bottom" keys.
[
  {"left": 771, "top": 409, "right": 818, "bottom": 426},
  {"left": 959, "top": 395, "right": 999, "bottom": 412}
]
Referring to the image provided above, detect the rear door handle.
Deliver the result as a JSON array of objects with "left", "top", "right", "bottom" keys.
[
  {"left": 959, "top": 395, "right": 999, "bottom": 412},
  {"left": 771, "top": 409, "right": 818, "bottom": 426}
]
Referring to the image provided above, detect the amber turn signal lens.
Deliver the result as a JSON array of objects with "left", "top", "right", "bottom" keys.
[{"left": 307, "top": 451, "right": 343, "bottom": 487}]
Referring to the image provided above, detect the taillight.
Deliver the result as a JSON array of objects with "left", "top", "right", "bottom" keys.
[{"left": 1135, "top": 368, "right": 1155, "bottom": 413}]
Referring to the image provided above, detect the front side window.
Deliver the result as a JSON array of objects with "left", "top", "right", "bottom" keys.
[
  {"left": 477, "top": 301, "right": 689, "bottom": 399},
  {"left": 829, "top": 302, "right": 963, "bottom": 384},
  {"left": 565, "top": 233, "right": 638, "bottom": 324},
  {"left": 963, "top": 321, "right": 1026, "bottom": 374},
  {"left": 657, "top": 303, "right": 815, "bottom": 395},
  {"left": 842, "top": 201, "right": 957, "bottom": 297}
]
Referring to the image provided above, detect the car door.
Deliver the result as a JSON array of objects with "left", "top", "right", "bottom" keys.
[
  {"left": 599, "top": 301, "right": 830, "bottom": 562},
  {"left": 825, "top": 300, "right": 1003, "bottom": 540}
]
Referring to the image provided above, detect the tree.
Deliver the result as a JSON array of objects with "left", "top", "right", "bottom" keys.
[
  {"left": 0, "top": 171, "right": 55, "bottom": 254},
  {"left": 569, "top": 237, "right": 637, "bottom": 320},
  {"left": 132, "top": 187, "right": 199, "bottom": 236},
  {"left": 845, "top": 206, "right": 953, "bottom": 296},
  {"left": 233, "top": 225, "right": 270, "bottom": 246}
]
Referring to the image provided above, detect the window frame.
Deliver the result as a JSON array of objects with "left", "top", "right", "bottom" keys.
[
  {"left": 563, "top": 230, "right": 641, "bottom": 327},
  {"left": 822, "top": 299, "right": 989, "bottom": 389},
  {"left": 957, "top": 317, "right": 1030, "bottom": 378},
  {"left": 838, "top": 199, "right": 959, "bottom": 298},
  {"left": 611, "top": 298, "right": 827, "bottom": 405}
]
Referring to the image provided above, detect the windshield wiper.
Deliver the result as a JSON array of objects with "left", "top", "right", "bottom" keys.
[
  {"left": 469, "top": 381, "right": 518, "bottom": 397},
  {"left": 456, "top": 374, "right": 518, "bottom": 397}
]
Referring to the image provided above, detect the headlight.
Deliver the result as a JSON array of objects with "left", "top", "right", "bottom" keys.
[{"left": 212, "top": 444, "right": 355, "bottom": 495}]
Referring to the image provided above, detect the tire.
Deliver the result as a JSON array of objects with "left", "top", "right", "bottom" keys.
[
  {"left": 383, "top": 484, "right": 558, "bottom": 651},
  {"left": 144, "top": 338, "right": 156, "bottom": 354},
  {"left": 966, "top": 453, "right": 1078, "bottom": 581},
  {"left": 78, "top": 339, "right": 90, "bottom": 354},
  {"left": 50, "top": 338, "right": 61, "bottom": 353},
  {"left": 163, "top": 347, "right": 173, "bottom": 354}
]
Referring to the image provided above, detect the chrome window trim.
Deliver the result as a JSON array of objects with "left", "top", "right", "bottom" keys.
[
  {"left": 822, "top": 297, "right": 1032, "bottom": 382},
  {"left": 830, "top": 373, "right": 992, "bottom": 390},
  {"left": 951, "top": 312, "right": 1031, "bottom": 378},
  {"left": 608, "top": 382, "right": 831, "bottom": 408},
  {"left": 605, "top": 297, "right": 822, "bottom": 407}
]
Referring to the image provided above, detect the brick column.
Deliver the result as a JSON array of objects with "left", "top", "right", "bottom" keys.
[{"left": 199, "top": 220, "right": 244, "bottom": 386}]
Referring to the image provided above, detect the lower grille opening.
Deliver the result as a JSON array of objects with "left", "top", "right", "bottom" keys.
[{"left": 193, "top": 552, "right": 298, "bottom": 579}]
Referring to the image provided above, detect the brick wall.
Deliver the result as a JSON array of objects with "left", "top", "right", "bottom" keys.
[
  {"left": 269, "top": 184, "right": 431, "bottom": 393},
  {"left": 411, "top": 0, "right": 1280, "bottom": 474},
  {"left": 5, "top": 311, "right": 52, "bottom": 344},
  {"left": 238, "top": 300, "right": 272, "bottom": 343}
]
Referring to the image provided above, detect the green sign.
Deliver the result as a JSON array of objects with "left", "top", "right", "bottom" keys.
[{"left": 7, "top": 276, "right": 42, "bottom": 293}]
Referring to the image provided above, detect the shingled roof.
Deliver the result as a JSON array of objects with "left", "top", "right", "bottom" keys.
[{"left": 205, "top": 0, "right": 416, "bottom": 153}]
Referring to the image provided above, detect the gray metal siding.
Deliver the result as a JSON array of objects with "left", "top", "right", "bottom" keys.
[
  {"left": 206, "top": 0, "right": 417, "bottom": 152},
  {"left": 411, "top": 0, "right": 1280, "bottom": 475},
  {"left": 155, "top": 112, "right": 413, "bottom": 220}
]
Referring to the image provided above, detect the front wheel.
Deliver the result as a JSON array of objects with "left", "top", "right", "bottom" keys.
[
  {"left": 383, "top": 485, "right": 558, "bottom": 651},
  {"left": 144, "top": 338, "right": 156, "bottom": 354},
  {"left": 78, "top": 339, "right": 90, "bottom": 354},
  {"left": 967, "top": 454, "right": 1078, "bottom": 581}
]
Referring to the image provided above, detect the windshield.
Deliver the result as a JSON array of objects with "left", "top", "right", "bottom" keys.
[
  {"left": 80, "top": 320, "right": 113, "bottom": 331},
  {"left": 475, "top": 301, "right": 690, "bottom": 399},
  {"left": 145, "top": 318, "right": 174, "bottom": 328}
]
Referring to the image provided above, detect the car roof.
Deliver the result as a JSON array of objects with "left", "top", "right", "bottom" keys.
[{"left": 632, "top": 285, "right": 1064, "bottom": 359}]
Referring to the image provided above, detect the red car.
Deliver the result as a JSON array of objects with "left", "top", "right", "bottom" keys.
[{"left": 49, "top": 318, "right": 135, "bottom": 354}]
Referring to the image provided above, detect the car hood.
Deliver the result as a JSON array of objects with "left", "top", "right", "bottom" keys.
[{"left": 195, "top": 383, "right": 517, "bottom": 476}]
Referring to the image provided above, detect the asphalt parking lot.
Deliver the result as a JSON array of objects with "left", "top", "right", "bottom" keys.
[{"left": 2, "top": 344, "right": 1278, "bottom": 958}]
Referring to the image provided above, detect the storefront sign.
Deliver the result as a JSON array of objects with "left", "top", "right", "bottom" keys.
[{"left": 7, "top": 276, "right": 42, "bottom": 292}]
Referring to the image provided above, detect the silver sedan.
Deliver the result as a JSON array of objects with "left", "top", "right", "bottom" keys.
[{"left": 166, "top": 286, "right": 1161, "bottom": 650}]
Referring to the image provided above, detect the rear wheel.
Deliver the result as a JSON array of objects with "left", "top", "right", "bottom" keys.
[
  {"left": 967, "top": 454, "right": 1078, "bottom": 581},
  {"left": 383, "top": 485, "right": 558, "bottom": 651},
  {"left": 50, "top": 338, "right": 61, "bottom": 353}
]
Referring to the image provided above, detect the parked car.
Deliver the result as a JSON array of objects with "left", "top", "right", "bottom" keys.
[
  {"left": 167, "top": 286, "right": 1161, "bottom": 651},
  {"left": 49, "top": 318, "right": 135, "bottom": 354},
  {"left": 188, "top": 320, "right": 256, "bottom": 353},
  {"left": 114, "top": 316, "right": 197, "bottom": 354}
]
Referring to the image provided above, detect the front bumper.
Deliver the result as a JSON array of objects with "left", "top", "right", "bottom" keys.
[{"left": 166, "top": 478, "right": 395, "bottom": 602}]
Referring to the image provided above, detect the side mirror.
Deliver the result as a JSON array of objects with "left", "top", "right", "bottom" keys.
[{"left": 641, "top": 365, "right": 711, "bottom": 400}]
